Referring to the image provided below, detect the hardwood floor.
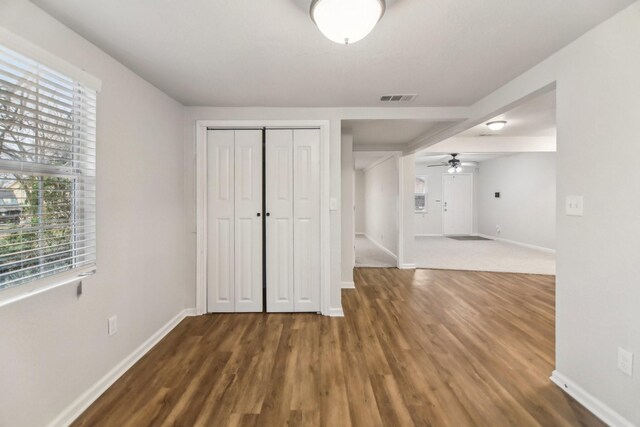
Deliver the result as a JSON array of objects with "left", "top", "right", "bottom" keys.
[{"left": 73, "top": 268, "right": 603, "bottom": 427}]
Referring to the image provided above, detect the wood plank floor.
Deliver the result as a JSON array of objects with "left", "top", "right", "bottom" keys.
[{"left": 73, "top": 268, "right": 603, "bottom": 427}]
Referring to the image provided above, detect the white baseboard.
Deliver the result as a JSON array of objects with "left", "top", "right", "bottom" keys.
[
  {"left": 477, "top": 234, "right": 556, "bottom": 254},
  {"left": 355, "top": 232, "right": 365, "bottom": 236},
  {"left": 363, "top": 234, "right": 398, "bottom": 261},
  {"left": 326, "top": 307, "right": 344, "bottom": 317},
  {"left": 183, "top": 307, "right": 198, "bottom": 316},
  {"left": 415, "top": 234, "right": 443, "bottom": 237},
  {"left": 48, "top": 308, "right": 193, "bottom": 427},
  {"left": 399, "top": 263, "right": 416, "bottom": 270},
  {"left": 550, "top": 371, "right": 634, "bottom": 427},
  {"left": 341, "top": 281, "right": 356, "bottom": 289}
]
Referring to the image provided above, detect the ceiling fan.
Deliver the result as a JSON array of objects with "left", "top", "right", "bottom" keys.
[{"left": 426, "top": 153, "right": 476, "bottom": 173}]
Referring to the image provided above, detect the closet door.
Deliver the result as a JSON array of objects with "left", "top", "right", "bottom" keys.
[
  {"left": 207, "top": 130, "right": 235, "bottom": 312},
  {"left": 265, "top": 130, "right": 294, "bottom": 312},
  {"left": 234, "top": 130, "right": 263, "bottom": 312},
  {"left": 292, "top": 129, "right": 321, "bottom": 312}
]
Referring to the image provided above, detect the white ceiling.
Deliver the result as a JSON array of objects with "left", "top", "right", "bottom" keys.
[
  {"left": 458, "top": 91, "right": 557, "bottom": 137},
  {"left": 29, "top": 0, "right": 633, "bottom": 107},
  {"left": 416, "top": 153, "right": 505, "bottom": 165},
  {"left": 345, "top": 119, "right": 452, "bottom": 147}
]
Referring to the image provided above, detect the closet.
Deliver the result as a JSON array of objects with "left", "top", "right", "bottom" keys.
[{"left": 207, "top": 128, "right": 321, "bottom": 313}]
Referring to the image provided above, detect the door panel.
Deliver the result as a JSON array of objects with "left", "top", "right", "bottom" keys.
[
  {"left": 266, "top": 129, "right": 294, "bottom": 312},
  {"left": 442, "top": 174, "right": 473, "bottom": 235},
  {"left": 207, "top": 130, "right": 235, "bottom": 312},
  {"left": 292, "top": 129, "right": 321, "bottom": 312},
  {"left": 234, "top": 130, "right": 263, "bottom": 312}
]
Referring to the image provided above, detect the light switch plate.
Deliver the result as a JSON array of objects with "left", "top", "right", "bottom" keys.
[
  {"left": 618, "top": 347, "right": 633, "bottom": 376},
  {"left": 565, "top": 195, "right": 584, "bottom": 216},
  {"left": 108, "top": 316, "right": 118, "bottom": 336}
]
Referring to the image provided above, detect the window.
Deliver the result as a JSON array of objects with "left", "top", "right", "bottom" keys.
[
  {"left": 415, "top": 176, "right": 427, "bottom": 212},
  {"left": 0, "top": 43, "right": 96, "bottom": 293}
]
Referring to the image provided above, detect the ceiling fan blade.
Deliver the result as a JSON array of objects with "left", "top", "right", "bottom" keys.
[{"left": 426, "top": 163, "right": 448, "bottom": 167}]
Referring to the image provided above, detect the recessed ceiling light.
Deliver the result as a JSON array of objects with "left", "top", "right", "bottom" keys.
[
  {"left": 310, "top": 0, "right": 386, "bottom": 45},
  {"left": 486, "top": 120, "right": 507, "bottom": 131}
]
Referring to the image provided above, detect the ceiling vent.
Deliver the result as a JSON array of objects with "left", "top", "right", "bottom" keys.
[{"left": 380, "top": 94, "right": 417, "bottom": 102}]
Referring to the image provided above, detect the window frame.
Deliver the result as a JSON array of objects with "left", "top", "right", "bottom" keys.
[{"left": 0, "top": 29, "right": 100, "bottom": 308}]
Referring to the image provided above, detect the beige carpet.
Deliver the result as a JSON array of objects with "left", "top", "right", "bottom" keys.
[
  {"left": 355, "top": 235, "right": 396, "bottom": 268},
  {"left": 415, "top": 236, "right": 555, "bottom": 275}
]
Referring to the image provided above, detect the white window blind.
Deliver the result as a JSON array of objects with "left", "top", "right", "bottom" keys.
[{"left": 0, "top": 43, "right": 96, "bottom": 291}]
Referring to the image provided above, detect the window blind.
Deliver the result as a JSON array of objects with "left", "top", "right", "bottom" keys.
[{"left": 0, "top": 43, "right": 96, "bottom": 291}]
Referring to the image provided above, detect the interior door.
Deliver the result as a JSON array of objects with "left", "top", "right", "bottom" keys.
[
  {"left": 292, "top": 129, "right": 320, "bottom": 312},
  {"left": 233, "top": 130, "right": 263, "bottom": 312},
  {"left": 265, "top": 129, "right": 294, "bottom": 312},
  {"left": 207, "top": 130, "right": 235, "bottom": 312},
  {"left": 442, "top": 174, "right": 473, "bottom": 235}
]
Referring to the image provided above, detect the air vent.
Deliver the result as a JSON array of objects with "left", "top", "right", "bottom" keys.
[{"left": 380, "top": 94, "right": 417, "bottom": 102}]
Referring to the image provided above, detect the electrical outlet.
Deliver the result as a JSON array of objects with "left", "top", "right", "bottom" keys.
[
  {"left": 618, "top": 347, "right": 633, "bottom": 376},
  {"left": 108, "top": 316, "right": 118, "bottom": 337}
]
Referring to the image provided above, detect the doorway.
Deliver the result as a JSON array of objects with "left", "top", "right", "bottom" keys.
[{"left": 442, "top": 174, "right": 473, "bottom": 235}]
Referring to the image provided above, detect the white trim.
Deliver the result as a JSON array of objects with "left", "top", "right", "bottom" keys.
[
  {"left": 399, "top": 263, "right": 416, "bottom": 270},
  {"left": 0, "top": 266, "right": 96, "bottom": 308},
  {"left": 327, "top": 307, "right": 344, "bottom": 317},
  {"left": 477, "top": 234, "right": 556, "bottom": 254},
  {"left": 0, "top": 27, "right": 102, "bottom": 91},
  {"left": 195, "top": 120, "right": 332, "bottom": 316},
  {"left": 415, "top": 234, "right": 443, "bottom": 237},
  {"left": 355, "top": 232, "right": 365, "bottom": 236},
  {"left": 341, "top": 281, "right": 356, "bottom": 289},
  {"left": 48, "top": 309, "right": 192, "bottom": 427},
  {"left": 550, "top": 371, "right": 634, "bottom": 427},
  {"left": 364, "top": 234, "right": 398, "bottom": 261}
]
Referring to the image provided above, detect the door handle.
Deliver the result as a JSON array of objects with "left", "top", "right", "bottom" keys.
[
  {"left": 257, "top": 213, "right": 261, "bottom": 217},
  {"left": 266, "top": 212, "right": 270, "bottom": 217}
]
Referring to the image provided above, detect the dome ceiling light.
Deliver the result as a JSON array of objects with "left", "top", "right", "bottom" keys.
[
  {"left": 486, "top": 120, "right": 507, "bottom": 131},
  {"left": 310, "top": 0, "right": 386, "bottom": 45}
]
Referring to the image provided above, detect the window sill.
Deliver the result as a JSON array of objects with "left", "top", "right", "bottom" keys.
[{"left": 0, "top": 266, "right": 96, "bottom": 308}]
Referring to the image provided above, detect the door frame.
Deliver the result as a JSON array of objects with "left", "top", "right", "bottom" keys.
[
  {"left": 195, "top": 120, "right": 331, "bottom": 316},
  {"left": 441, "top": 173, "right": 474, "bottom": 235}
]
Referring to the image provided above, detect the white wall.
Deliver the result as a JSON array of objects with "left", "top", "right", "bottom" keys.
[
  {"left": 0, "top": 2, "right": 188, "bottom": 427},
  {"left": 421, "top": 3, "right": 640, "bottom": 424},
  {"left": 414, "top": 164, "right": 478, "bottom": 235},
  {"left": 341, "top": 132, "right": 354, "bottom": 285},
  {"left": 477, "top": 153, "right": 556, "bottom": 250},
  {"left": 354, "top": 170, "right": 366, "bottom": 233},
  {"left": 364, "top": 157, "right": 398, "bottom": 256}
]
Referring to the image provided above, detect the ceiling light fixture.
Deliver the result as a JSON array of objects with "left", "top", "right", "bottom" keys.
[
  {"left": 310, "top": 0, "right": 386, "bottom": 45},
  {"left": 486, "top": 120, "right": 507, "bottom": 131}
]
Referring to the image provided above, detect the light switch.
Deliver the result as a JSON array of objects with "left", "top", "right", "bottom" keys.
[
  {"left": 329, "top": 198, "right": 338, "bottom": 211},
  {"left": 565, "top": 195, "right": 584, "bottom": 216}
]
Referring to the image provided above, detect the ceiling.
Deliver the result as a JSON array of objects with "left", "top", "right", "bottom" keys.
[
  {"left": 29, "top": 0, "right": 634, "bottom": 107},
  {"left": 345, "top": 119, "right": 452, "bottom": 148},
  {"left": 458, "top": 90, "right": 557, "bottom": 137},
  {"left": 416, "top": 153, "right": 505, "bottom": 165}
]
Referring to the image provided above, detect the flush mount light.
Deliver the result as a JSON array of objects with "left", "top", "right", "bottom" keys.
[
  {"left": 310, "top": 0, "right": 386, "bottom": 45},
  {"left": 486, "top": 120, "right": 507, "bottom": 131}
]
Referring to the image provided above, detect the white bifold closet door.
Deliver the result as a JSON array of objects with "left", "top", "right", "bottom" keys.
[
  {"left": 207, "top": 130, "right": 263, "bottom": 312},
  {"left": 266, "top": 129, "right": 321, "bottom": 312}
]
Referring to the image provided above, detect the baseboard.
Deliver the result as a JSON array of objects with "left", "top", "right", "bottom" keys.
[
  {"left": 550, "top": 371, "right": 634, "bottom": 427},
  {"left": 341, "top": 281, "right": 356, "bottom": 289},
  {"left": 477, "top": 234, "right": 556, "bottom": 254},
  {"left": 415, "top": 234, "right": 443, "bottom": 237},
  {"left": 363, "top": 234, "right": 398, "bottom": 261},
  {"left": 48, "top": 308, "right": 192, "bottom": 427},
  {"left": 355, "top": 232, "right": 365, "bottom": 236},
  {"left": 326, "top": 307, "right": 344, "bottom": 317},
  {"left": 399, "top": 263, "right": 416, "bottom": 270},
  {"left": 183, "top": 307, "right": 198, "bottom": 316}
]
